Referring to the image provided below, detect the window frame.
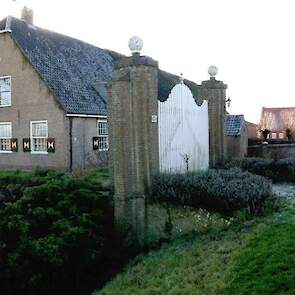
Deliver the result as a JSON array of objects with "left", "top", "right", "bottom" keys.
[
  {"left": 97, "top": 119, "right": 109, "bottom": 152},
  {"left": 0, "top": 122, "right": 12, "bottom": 153},
  {"left": 0, "top": 76, "right": 12, "bottom": 107},
  {"left": 30, "top": 120, "right": 48, "bottom": 154}
]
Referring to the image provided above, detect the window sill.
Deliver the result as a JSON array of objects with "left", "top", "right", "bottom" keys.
[
  {"left": 31, "top": 151, "right": 48, "bottom": 155},
  {"left": 0, "top": 105, "right": 11, "bottom": 108},
  {"left": 0, "top": 151, "right": 12, "bottom": 154}
]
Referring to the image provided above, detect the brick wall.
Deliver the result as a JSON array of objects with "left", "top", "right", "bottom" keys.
[
  {"left": 108, "top": 54, "right": 159, "bottom": 244},
  {"left": 246, "top": 121, "right": 259, "bottom": 139},
  {"left": 226, "top": 124, "right": 248, "bottom": 160},
  {"left": 199, "top": 78, "right": 227, "bottom": 166},
  {"left": 71, "top": 117, "right": 108, "bottom": 170},
  {"left": 248, "top": 143, "right": 295, "bottom": 160},
  {"left": 0, "top": 33, "right": 69, "bottom": 170}
]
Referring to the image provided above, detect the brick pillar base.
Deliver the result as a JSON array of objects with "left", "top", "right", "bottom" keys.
[
  {"left": 108, "top": 54, "right": 159, "bottom": 245},
  {"left": 200, "top": 77, "right": 227, "bottom": 166}
]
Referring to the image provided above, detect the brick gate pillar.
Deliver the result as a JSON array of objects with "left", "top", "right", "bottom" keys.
[
  {"left": 200, "top": 66, "right": 227, "bottom": 167},
  {"left": 107, "top": 37, "right": 159, "bottom": 245}
]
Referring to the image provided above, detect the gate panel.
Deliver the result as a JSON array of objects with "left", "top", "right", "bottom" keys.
[{"left": 159, "top": 83, "right": 209, "bottom": 173}]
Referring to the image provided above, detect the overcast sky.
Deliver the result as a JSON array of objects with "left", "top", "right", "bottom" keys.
[{"left": 1, "top": 0, "right": 295, "bottom": 123}]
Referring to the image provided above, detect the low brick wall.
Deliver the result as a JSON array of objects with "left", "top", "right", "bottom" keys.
[{"left": 248, "top": 143, "right": 295, "bottom": 159}]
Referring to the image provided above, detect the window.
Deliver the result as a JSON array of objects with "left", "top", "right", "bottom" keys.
[
  {"left": 97, "top": 120, "right": 108, "bottom": 151},
  {"left": 30, "top": 121, "right": 48, "bottom": 153},
  {"left": 279, "top": 132, "right": 284, "bottom": 139},
  {"left": 271, "top": 133, "right": 277, "bottom": 139},
  {"left": 0, "top": 122, "right": 12, "bottom": 152},
  {"left": 0, "top": 76, "right": 11, "bottom": 107}
]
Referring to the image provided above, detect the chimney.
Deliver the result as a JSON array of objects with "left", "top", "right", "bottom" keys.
[{"left": 21, "top": 7, "right": 34, "bottom": 25}]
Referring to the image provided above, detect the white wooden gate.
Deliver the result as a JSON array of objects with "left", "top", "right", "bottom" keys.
[{"left": 158, "top": 83, "right": 209, "bottom": 173}]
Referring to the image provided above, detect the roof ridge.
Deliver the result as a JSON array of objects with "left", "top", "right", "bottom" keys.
[
  {"left": 227, "top": 114, "right": 244, "bottom": 117},
  {"left": 2, "top": 15, "right": 201, "bottom": 115},
  {"left": 262, "top": 107, "right": 295, "bottom": 110},
  {"left": 5, "top": 16, "right": 12, "bottom": 31},
  {"left": 8, "top": 16, "right": 107, "bottom": 52},
  {"left": 0, "top": 17, "right": 11, "bottom": 33}
]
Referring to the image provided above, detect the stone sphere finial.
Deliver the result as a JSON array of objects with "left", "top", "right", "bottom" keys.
[
  {"left": 179, "top": 73, "right": 184, "bottom": 84},
  {"left": 128, "top": 36, "right": 143, "bottom": 55},
  {"left": 208, "top": 65, "right": 218, "bottom": 78}
]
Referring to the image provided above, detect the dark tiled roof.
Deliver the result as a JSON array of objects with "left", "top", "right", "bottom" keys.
[
  {"left": 1, "top": 16, "right": 112, "bottom": 115},
  {"left": 225, "top": 114, "right": 245, "bottom": 136},
  {"left": 0, "top": 17, "right": 200, "bottom": 115},
  {"left": 107, "top": 52, "right": 201, "bottom": 104},
  {"left": 157, "top": 70, "right": 201, "bottom": 105}
]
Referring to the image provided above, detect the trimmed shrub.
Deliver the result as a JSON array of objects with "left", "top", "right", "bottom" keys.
[
  {"left": 275, "top": 158, "right": 295, "bottom": 182},
  {"left": 240, "top": 157, "right": 295, "bottom": 183},
  {"left": 150, "top": 169, "right": 272, "bottom": 215},
  {"left": 215, "top": 157, "right": 295, "bottom": 183},
  {"left": 240, "top": 157, "right": 274, "bottom": 177},
  {"left": 0, "top": 170, "right": 126, "bottom": 295}
]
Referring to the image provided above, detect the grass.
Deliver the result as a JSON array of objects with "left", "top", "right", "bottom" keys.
[
  {"left": 225, "top": 222, "right": 295, "bottom": 295},
  {"left": 95, "top": 199, "right": 295, "bottom": 295},
  {"left": 94, "top": 226, "right": 250, "bottom": 295},
  {"left": 2, "top": 169, "right": 294, "bottom": 294},
  {"left": 146, "top": 203, "right": 235, "bottom": 244}
]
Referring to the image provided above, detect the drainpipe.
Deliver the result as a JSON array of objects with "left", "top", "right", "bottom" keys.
[{"left": 69, "top": 117, "right": 73, "bottom": 171}]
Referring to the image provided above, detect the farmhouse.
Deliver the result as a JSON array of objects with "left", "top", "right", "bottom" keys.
[
  {"left": 0, "top": 9, "right": 203, "bottom": 171},
  {"left": 259, "top": 106, "right": 295, "bottom": 140}
]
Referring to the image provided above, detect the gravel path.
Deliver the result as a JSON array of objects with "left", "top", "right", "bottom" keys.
[{"left": 272, "top": 183, "right": 295, "bottom": 198}]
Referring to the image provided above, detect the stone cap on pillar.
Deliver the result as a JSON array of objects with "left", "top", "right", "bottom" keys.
[
  {"left": 115, "top": 55, "right": 159, "bottom": 69},
  {"left": 201, "top": 65, "right": 227, "bottom": 89},
  {"left": 114, "top": 36, "right": 158, "bottom": 69}
]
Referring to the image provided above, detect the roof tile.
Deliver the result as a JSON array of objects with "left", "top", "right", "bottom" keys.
[
  {"left": 225, "top": 114, "right": 245, "bottom": 136},
  {"left": 1, "top": 17, "right": 200, "bottom": 115}
]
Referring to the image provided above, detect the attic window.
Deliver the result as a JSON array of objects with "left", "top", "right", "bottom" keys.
[{"left": 0, "top": 76, "right": 11, "bottom": 107}]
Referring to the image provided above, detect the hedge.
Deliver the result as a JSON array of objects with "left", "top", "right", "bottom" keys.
[
  {"left": 0, "top": 170, "right": 127, "bottom": 295},
  {"left": 240, "top": 157, "right": 295, "bottom": 183},
  {"left": 216, "top": 157, "right": 295, "bottom": 183},
  {"left": 150, "top": 169, "right": 272, "bottom": 215}
]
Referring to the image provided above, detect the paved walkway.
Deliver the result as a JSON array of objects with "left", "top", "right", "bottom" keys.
[{"left": 273, "top": 183, "right": 295, "bottom": 198}]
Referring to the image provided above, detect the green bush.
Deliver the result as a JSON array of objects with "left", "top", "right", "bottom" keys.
[
  {"left": 240, "top": 157, "right": 274, "bottom": 177},
  {"left": 275, "top": 158, "right": 295, "bottom": 182},
  {"left": 215, "top": 157, "right": 295, "bottom": 183},
  {"left": 0, "top": 170, "right": 126, "bottom": 295},
  {"left": 240, "top": 157, "right": 295, "bottom": 183},
  {"left": 150, "top": 169, "right": 272, "bottom": 215}
]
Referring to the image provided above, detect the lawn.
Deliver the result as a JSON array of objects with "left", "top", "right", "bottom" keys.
[
  {"left": 2, "top": 169, "right": 294, "bottom": 294},
  {"left": 225, "top": 222, "right": 295, "bottom": 295},
  {"left": 95, "top": 199, "right": 295, "bottom": 295}
]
